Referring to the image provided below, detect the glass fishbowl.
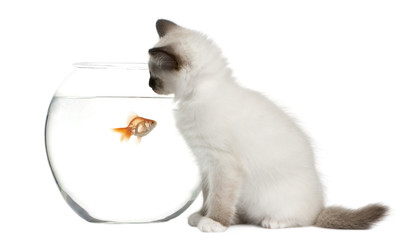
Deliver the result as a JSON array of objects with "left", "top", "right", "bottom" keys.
[{"left": 45, "top": 62, "right": 201, "bottom": 223}]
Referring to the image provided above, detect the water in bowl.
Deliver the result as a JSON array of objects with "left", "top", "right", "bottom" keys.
[{"left": 45, "top": 64, "right": 200, "bottom": 223}]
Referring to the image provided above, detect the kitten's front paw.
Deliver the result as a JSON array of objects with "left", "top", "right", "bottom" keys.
[
  {"left": 188, "top": 212, "right": 202, "bottom": 227},
  {"left": 197, "top": 217, "right": 228, "bottom": 232}
]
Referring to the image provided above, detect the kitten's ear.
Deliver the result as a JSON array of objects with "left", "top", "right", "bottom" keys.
[
  {"left": 149, "top": 46, "right": 180, "bottom": 70},
  {"left": 156, "top": 19, "right": 178, "bottom": 38}
]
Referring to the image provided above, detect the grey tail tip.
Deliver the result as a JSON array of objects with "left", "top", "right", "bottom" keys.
[
  {"left": 315, "top": 203, "right": 389, "bottom": 230},
  {"left": 365, "top": 203, "right": 390, "bottom": 227}
]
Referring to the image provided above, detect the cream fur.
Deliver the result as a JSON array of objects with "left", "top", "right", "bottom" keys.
[{"left": 149, "top": 20, "right": 325, "bottom": 232}]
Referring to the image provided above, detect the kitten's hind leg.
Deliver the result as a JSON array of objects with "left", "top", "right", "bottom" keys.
[{"left": 261, "top": 217, "right": 298, "bottom": 229}]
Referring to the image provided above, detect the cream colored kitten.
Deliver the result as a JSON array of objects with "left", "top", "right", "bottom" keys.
[{"left": 148, "top": 19, "right": 387, "bottom": 232}]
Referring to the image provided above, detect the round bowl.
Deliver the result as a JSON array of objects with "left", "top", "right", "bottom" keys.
[{"left": 45, "top": 62, "right": 200, "bottom": 223}]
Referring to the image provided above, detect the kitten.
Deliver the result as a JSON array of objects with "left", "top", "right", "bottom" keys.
[{"left": 148, "top": 19, "right": 388, "bottom": 232}]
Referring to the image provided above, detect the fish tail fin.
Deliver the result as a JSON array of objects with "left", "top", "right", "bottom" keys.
[{"left": 112, "top": 127, "right": 133, "bottom": 142}]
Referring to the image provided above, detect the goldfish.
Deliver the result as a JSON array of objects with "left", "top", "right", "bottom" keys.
[{"left": 113, "top": 113, "right": 157, "bottom": 143}]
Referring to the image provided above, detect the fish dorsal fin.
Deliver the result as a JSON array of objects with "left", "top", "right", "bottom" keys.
[{"left": 127, "top": 112, "right": 139, "bottom": 123}]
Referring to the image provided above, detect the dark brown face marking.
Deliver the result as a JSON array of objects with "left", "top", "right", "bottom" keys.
[
  {"left": 156, "top": 19, "right": 178, "bottom": 37},
  {"left": 148, "top": 46, "right": 180, "bottom": 71},
  {"left": 149, "top": 75, "right": 163, "bottom": 90},
  {"left": 148, "top": 73, "right": 163, "bottom": 93}
]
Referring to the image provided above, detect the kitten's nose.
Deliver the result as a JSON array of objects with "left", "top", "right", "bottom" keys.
[{"left": 149, "top": 77, "right": 156, "bottom": 89}]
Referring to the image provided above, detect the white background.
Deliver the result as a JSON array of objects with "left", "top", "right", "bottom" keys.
[{"left": 1, "top": 0, "right": 411, "bottom": 239}]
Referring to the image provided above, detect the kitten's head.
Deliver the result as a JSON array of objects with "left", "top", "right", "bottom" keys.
[{"left": 148, "top": 19, "right": 218, "bottom": 96}]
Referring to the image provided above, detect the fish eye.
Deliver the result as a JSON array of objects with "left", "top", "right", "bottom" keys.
[{"left": 151, "top": 121, "right": 155, "bottom": 124}]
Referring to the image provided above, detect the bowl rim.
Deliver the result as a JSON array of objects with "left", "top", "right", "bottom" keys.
[{"left": 73, "top": 62, "right": 147, "bottom": 70}]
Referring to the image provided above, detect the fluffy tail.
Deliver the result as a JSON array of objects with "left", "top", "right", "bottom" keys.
[
  {"left": 314, "top": 203, "right": 388, "bottom": 229},
  {"left": 112, "top": 127, "right": 132, "bottom": 142}
]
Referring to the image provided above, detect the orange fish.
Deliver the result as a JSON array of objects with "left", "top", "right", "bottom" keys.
[{"left": 113, "top": 113, "right": 157, "bottom": 143}]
